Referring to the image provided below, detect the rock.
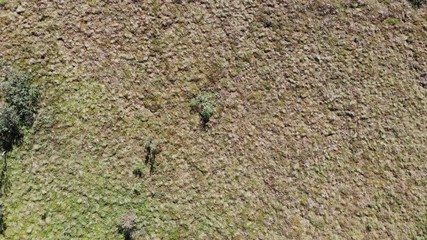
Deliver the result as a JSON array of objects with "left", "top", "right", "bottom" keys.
[
  {"left": 16, "top": 6, "right": 25, "bottom": 13},
  {"left": 33, "top": 144, "right": 41, "bottom": 151}
]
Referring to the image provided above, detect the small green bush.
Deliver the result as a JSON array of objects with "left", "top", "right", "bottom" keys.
[
  {"left": 3, "top": 71, "right": 39, "bottom": 127},
  {"left": 132, "top": 165, "right": 143, "bottom": 178},
  {"left": 384, "top": 17, "right": 400, "bottom": 25},
  {"left": 190, "top": 92, "right": 215, "bottom": 126},
  {"left": 199, "top": 102, "right": 214, "bottom": 123}
]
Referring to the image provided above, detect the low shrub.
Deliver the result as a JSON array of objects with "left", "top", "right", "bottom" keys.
[
  {"left": 132, "top": 165, "right": 143, "bottom": 178},
  {"left": 190, "top": 92, "right": 215, "bottom": 127}
]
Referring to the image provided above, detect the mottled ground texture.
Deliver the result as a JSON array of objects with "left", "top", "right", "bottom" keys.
[{"left": 0, "top": 0, "right": 426, "bottom": 239}]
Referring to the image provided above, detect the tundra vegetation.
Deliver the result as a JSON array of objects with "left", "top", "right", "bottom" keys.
[{"left": 0, "top": 0, "right": 426, "bottom": 239}]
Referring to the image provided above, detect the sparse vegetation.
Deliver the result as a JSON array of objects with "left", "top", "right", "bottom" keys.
[
  {"left": 190, "top": 92, "right": 215, "bottom": 127},
  {"left": 417, "top": 214, "right": 427, "bottom": 239}
]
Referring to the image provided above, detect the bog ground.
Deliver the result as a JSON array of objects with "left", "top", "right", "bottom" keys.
[{"left": 0, "top": 0, "right": 426, "bottom": 239}]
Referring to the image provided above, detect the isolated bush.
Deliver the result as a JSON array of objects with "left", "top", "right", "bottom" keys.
[
  {"left": 408, "top": 0, "right": 426, "bottom": 8},
  {"left": 190, "top": 92, "right": 215, "bottom": 127},
  {"left": 132, "top": 165, "right": 143, "bottom": 178},
  {"left": 3, "top": 71, "right": 39, "bottom": 127},
  {"left": 0, "top": 107, "right": 21, "bottom": 151},
  {"left": 200, "top": 103, "right": 214, "bottom": 123},
  {"left": 118, "top": 212, "right": 137, "bottom": 240},
  {"left": 0, "top": 70, "right": 39, "bottom": 152}
]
